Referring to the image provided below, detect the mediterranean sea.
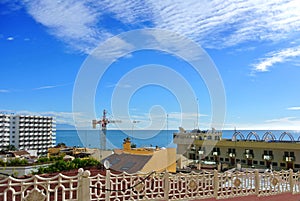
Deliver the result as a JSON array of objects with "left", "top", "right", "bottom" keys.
[{"left": 56, "top": 129, "right": 300, "bottom": 149}]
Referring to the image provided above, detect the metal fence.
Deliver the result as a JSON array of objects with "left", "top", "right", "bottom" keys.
[{"left": 0, "top": 168, "right": 299, "bottom": 201}]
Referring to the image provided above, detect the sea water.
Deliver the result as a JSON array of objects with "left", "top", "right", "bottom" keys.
[{"left": 56, "top": 129, "right": 300, "bottom": 149}]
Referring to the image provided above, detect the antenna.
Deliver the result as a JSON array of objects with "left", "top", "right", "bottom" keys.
[
  {"left": 132, "top": 120, "right": 140, "bottom": 135},
  {"left": 196, "top": 97, "right": 199, "bottom": 129}
]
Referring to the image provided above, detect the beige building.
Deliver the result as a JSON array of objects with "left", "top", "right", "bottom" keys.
[
  {"left": 103, "top": 138, "right": 176, "bottom": 173},
  {"left": 174, "top": 129, "right": 300, "bottom": 171}
]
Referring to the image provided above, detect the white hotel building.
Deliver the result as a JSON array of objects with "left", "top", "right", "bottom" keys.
[{"left": 0, "top": 113, "right": 56, "bottom": 155}]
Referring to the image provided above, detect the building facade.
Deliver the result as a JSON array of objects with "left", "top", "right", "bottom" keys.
[
  {"left": 0, "top": 114, "right": 10, "bottom": 150},
  {"left": 0, "top": 113, "right": 56, "bottom": 155},
  {"left": 174, "top": 130, "right": 300, "bottom": 171}
]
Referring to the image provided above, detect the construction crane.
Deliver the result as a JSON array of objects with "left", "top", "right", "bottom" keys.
[{"left": 92, "top": 109, "right": 121, "bottom": 151}]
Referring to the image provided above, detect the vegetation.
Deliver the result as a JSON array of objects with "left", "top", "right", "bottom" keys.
[
  {"left": 36, "top": 158, "right": 101, "bottom": 174},
  {"left": 0, "top": 158, "right": 29, "bottom": 166},
  {"left": 37, "top": 155, "right": 64, "bottom": 164},
  {"left": 55, "top": 142, "right": 67, "bottom": 148}
]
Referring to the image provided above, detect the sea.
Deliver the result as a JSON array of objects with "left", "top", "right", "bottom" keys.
[{"left": 56, "top": 129, "right": 300, "bottom": 149}]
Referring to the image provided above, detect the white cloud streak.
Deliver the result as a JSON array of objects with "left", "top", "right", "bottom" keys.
[
  {"left": 287, "top": 107, "right": 300, "bottom": 111},
  {"left": 33, "top": 82, "right": 73, "bottom": 90},
  {"left": 252, "top": 46, "right": 300, "bottom": 72},
  {"left": 0, "top": 89, "right": 10, "bottom": 93},
  {"left": 12, "top": 0, "right": 300, "bottom": 53}
]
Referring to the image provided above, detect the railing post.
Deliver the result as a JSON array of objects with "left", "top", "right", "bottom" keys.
[
  {"left": 105, "top": 169, "right": 111, "bottom": 201},
  {"left": 213, "top": 170, "right": 219, "bottom": 198},
  {"left": 254, "top": 170, "right": 260, "bottom": 195},
  {"left": 78, "top": 168, "right": 91, "bottom": 201},
  {"left": 289, "top": 169, "right": 294, "bottom": 193},
  {"left": 164, "top": 171, "right": 169, "bottom": 201}
]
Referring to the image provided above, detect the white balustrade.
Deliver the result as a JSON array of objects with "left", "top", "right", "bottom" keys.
[{"left": 0, "top": 168, "right": 299, "bottom": 201}]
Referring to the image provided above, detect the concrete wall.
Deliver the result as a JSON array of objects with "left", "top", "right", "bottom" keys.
[
  {"left": 141, "top": 148, "right": 176, "bottom": 173},
  {"left": 0, "top": 163, "right": 51, "bottom": 177}
]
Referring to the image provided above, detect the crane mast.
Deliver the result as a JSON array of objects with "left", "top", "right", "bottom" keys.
[{"left": 92, "top": 109, "right": 120, "bottom": 151}]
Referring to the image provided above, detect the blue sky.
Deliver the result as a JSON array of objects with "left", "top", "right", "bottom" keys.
[{"left": 1, "top": 0, "right": 300, "bottom": 130}]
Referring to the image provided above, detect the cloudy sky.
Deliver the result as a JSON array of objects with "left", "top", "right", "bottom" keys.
[{"left": 1, "top": 0, "right": 300, "bottom": 130}]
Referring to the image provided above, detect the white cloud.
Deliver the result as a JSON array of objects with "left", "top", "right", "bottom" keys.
[
  {"left": 23, "top": 0, "right": 105, "bottom": 53},
  {"left": 0, "top": 89, "right": 9, "bottom": 93},
  {"left": 14, "top": 0, "right": 300, "bottom": 53},
  {"left": 287, "top": 107, "right": 300, "bottom": 111},
  {"left": 7, "top": 37, "right": 14, "bottom": 41},
  {"left": 252, "top": 46, "right": 300, "bottom": 72},
  {"left": 0, "top": 109, "right": 91, "bottom": 128},
  {"left": 226, "top": 116, "right": 300, "bottom": 130},
  {"left": 33, "top": 82, "right": 72, "bottom": 90}
]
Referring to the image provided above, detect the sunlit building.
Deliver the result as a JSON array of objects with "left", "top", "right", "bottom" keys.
[
  {"left": 174, "top": 128, "right": 300, "bottom": 171},
  {"left": 0, "top": 113, "right": 56, "bottom": 155},
  {"left": 0, "top": 114, "right": 10, "bottom": 150}
]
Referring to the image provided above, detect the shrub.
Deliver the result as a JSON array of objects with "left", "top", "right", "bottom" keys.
[{"left": 36, "top": 158, "right": 101, "bottom": 174}]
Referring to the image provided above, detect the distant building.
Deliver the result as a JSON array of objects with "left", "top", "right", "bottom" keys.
[
  {"left": 0, "top": 114, "right": 10, "bottom": 150},
  {"left": 103, "top": 138, "right": 176, "bottom": 173},
  {"left": 0, "top": 113, "right": 56, "bottom": 155}
]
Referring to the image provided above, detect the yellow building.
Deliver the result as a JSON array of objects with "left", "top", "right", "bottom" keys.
[
  {"left": 103, "top": 138, "right": 176, "bottom": 173},
  {"left": 174, "top": 130, "right": 300, "bottom": 171}
]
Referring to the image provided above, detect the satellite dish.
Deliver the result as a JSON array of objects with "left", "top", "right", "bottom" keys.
[{"left": 104, "top": 160, "right": 110, "bottom": 170}]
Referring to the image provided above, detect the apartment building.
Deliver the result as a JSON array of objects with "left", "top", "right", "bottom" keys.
[
  {"left": 174, "top": 129, "right": 300, "bottom": 171},
  {"left": 0, "top": 114, "right": 10, "bottom": 150},
  {"left": 0, "top": 113, "right": 56, "bottom": 155}
]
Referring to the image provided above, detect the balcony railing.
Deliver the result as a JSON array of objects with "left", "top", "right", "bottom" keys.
[
  {"left": 244, "top": 153, "right": 254, "bottom": 159},
  {"left": 228, "top": 152, "right": 236, "bottom": 157},
  {"left": 283, "top": 156, "right": 295, "bottom": 162},
  {"left": 262, "top": 154, "right": 273, "bottom": 160}
]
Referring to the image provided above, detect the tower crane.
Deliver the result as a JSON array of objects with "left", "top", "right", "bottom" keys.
[{"left": 92, "top": 109, "right": 121, "bottom": 151}]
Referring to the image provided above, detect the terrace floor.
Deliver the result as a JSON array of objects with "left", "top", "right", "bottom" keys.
[{"left": 193, "top": 193, "right": 300, "bottom": 201}]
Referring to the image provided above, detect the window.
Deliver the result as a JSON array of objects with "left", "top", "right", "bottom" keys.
[
  {"left": 253, "top": 160, "right": 258, "bottom": 165},
  {"left": 294, "top": 164, "right": 300, "bottom": 168},
  {"left": 260, "top": 161, "right": 265, "bottom": 166},
  {"left": 241, "top": 160, "right": 246, "bottom": 164},
  {"left": 220, "top": 158, "right": 224, "bottom": 161},
  {"left": 225, "top": 158, "right": 229, "bottom": 162},
  {"left": 280, "top": 163, "right": 286, "bottom": 167},
  {"left": 290, "top": 152, "right": 295, "bottom": 157},
  {"left": 12, "top": 140, "right": 15, "bottom": 143},
  {"left": 272, "top": 162, "right": 278, "bottom": 167},
  {"left": 236, "top": 159, "right": 240, "bottom": 162},
  {"left": 12, "top": 136, "right": 15, "bottom": 138}
]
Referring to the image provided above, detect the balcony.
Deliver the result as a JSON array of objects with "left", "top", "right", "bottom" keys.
[
  {"left": 263, "top": 155, "right": 273, "bottom": 160},
  {"left": 228, "top": 153, "right": 236, "bottom": 158},
  {"left": 244, "top": 153, "right": 254, "bottom": 159},
  {"left": 283, "top": 156, "right": 295, "bottom": 162}
]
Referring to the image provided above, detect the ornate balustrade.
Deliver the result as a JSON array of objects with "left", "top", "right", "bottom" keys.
[{"left": 0, "top": 168, "right": 299, "bottom": 201}]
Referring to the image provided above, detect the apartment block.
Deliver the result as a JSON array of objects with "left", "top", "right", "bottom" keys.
[
  {"left": 0, "top": 114, "right": 10, "bottom": 150},
  {"left": 0, "top": 113, "right": 56, "bottom": 155}
]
